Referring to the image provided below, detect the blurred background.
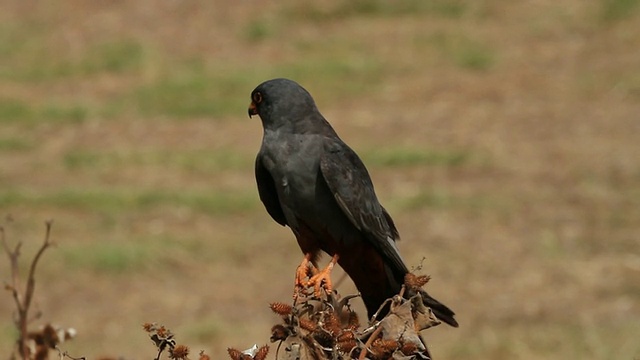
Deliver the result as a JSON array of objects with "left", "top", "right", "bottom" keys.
[{"left": 1, "top": 0, "right": 639, "bottom": 359}]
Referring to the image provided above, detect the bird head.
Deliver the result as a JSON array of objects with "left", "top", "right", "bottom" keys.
[{"left": 248, "top": 78, "right": 322, "bottom": 131}]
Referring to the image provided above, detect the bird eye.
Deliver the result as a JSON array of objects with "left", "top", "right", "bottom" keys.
[{"left": 252, "top": 92, "right": 263, "bottom": 104}]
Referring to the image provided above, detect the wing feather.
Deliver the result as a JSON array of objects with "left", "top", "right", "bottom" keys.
[
  {"left": 255, "top": 155, "right": 287, "bottom": 226},
  {"left": 319, "top": 138, "right": 407, "bottom": 273}
]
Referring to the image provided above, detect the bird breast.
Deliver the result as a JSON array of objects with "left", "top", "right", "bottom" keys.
[{"left": 262, "top": 132, "right": 323, "bottom": 211}]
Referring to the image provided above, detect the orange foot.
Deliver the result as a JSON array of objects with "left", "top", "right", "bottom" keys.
[
  {"left": 307, "top": 254, "right": 339, "bottom": 297},
  {"left": 293, "top": 254, "right": 340, "bottom": 301},
  {"left": 294, "top": 254, "right": 317, "bottom": 302}
]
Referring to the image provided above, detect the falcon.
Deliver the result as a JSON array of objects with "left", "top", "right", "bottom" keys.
[{"left": 248, "top": 78, "right": 457, "bottom": 327}]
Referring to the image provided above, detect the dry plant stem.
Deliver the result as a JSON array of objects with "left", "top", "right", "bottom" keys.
[
  {"left": 357, "top": 325, "right": 383, "bottom": 360},
  {"left": 154, "top": 347, "right": 164, "bottom": 360},
  {"left": 397, "top": 285, "right": 406, "bottom": 299},
  {"left": 2, "top": 221, "right": 54, "bottom": 360},
  {"left": 370, "top": 299, "right": 391, "bottom": 324},
  {"left": 1, "top": 227, "right": 23, "bottom": 310},
  {"left": 57, "top": 348, "right": 86, "bottom": 360}
]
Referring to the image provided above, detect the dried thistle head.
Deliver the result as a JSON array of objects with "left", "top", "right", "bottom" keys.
[
  {"left": 347, "top": 311, "right": 359, "bottom": 330},
  {"left": 336, "top": 331, "right": 356, "bottom": 353},
  {"left": 336, "top": 331, "right": 354, "bottom": 342},
  {"left": 156, "top": 325, "right": 172, "bottom": 339},
  {"left": 269, "top": 302, "right": 292, "bottom": 316},
  {"left": 198, "top": 350, "right": 210, "bottom": 360},
  {"left": 227, "top": 348, "right": 243, "bottom": 360},
  {"left": 323, "top": 312, "right": 341, "bottom": 335},
  {"left": 169, "top": 345, "right": 190, "bottom": 360},
  {"left": 254, "top": 345, "right": 269, "bottom": 360},
  {"left": 41, "top": 324, "right": 60, "bottom": 347},
  {"left": 404, "top": 273, "right": 431, "bottom": 290},
  {"left": 148, "top": 323, "right": 176, "bottom": 352},
  {"left": 371, "top": 339, "right": 399, "bottom": 358},
  {"left": 142, "top": 322, "right": 157, "bottom": 333},
  {"left": 298, "top": 317, "right": 318, "bottom": 332},
  {"left": 270, "top": 324, "right": 290, "bottom": 342},
  {"left": 400, "top": 342, "right": 418, "bottom": 355}
]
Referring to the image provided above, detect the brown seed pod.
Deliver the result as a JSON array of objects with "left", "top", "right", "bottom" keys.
[
  {"left": 400, "top": 342, "right": 418, "bottom": 355},
  {"left": 323, "top": 312, "right": 341, "bottom": 335},
  {"left": 371, "top": 339, "right": 399, "bottom": 358},
  {"left": 169, "top": 345, "right": 190, "bottom": 360},
  {"left": 269, "top": 302, "right": 293, "bottom": 316},
  {"left": 404, "top": 273, "right": 431, "bottom": 290},
  {"left": 254, "top": 345, "right": 269, "bottom": 360},
  {"left": 198, "top": 350, "right": 211, "bottom": 360},
  {"left": 347, "top": 311, "right": 359, "bottom": 330},
  {"left": 336, "top": 331, "right": 356, "bottom": 353},
  {"left": 270, "top": 324, "right": 290, "bottom": 342},
  {"left": 298, "top": 317, "right": 318, "bottom": 332},
  {"left": 156, "top": 325, "right": 171, "bottom": 339},
  {"left": 227, "top": 348, "right": 243, "bottom": 360}
]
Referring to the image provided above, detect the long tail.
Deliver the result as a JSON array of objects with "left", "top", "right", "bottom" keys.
[
  {"left": 357, "top": 264, "right": 458, "bottom": 327},
  {"left": 339, "top": 245, "right": 458, "bottom": 327},
  {"left": 419, "top": 289, "right": 458, "bottom": 327}
]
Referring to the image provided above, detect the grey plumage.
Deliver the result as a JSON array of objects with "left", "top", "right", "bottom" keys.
[{"left": 249, "top": 78, "right": 457, "bottom": 327}]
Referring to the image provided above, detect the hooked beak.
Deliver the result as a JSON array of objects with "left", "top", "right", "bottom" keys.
[{"left": 248, "top": 101, "right": 258, "bottom": 118}]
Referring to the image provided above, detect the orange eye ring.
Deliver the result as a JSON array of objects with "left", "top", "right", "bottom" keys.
[{"left": 252, "top": 91, "right": 263, "bottom": 104}]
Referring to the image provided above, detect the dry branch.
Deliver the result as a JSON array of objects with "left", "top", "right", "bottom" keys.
[
  {"left": 257, "top": 273, "right": 443, "bottom": 360},
  {"left": 2, "top": 220, "right": 75, "bottom": 360}
]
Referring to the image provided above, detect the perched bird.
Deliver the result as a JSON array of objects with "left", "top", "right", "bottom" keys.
[{"left": 248, "top": 78, "right": 457, "bottom": 327}]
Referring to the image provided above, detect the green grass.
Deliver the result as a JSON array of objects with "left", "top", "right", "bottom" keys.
[
  {"left": 133, "top": 67, "right": 256, "bottom": 118},
  {"left": 600, "top": 0, "right": 640, "bottom": 22},
  {"left": 618, "top": 72, "right": 640, "bottom": 98},
  {"left": 0, "top": 99, "right": 89, "bottom": 124},
  {"left": 283, "top": 56, "right": 380, "bottom": 88},
  {"left": 0, "top": 138, "right": 33, "bottom": 151},
  {"left": 63, "top": 149, "right": 252, "bottom": 172},
  {"left": 285, "top": 0, "right": 468, "bottom": 21},
  {"left": 393, "top": 189, "right": 456, "bottom": 210},
  {"left": 429, "top": 32, "right": 496, "bottom": 71},
  {"left": 80, "top": 40, "right": 145, "bottom": 74},
  {"left": 363, "top": 147, "right": 470, "bottom": 167},
  {"left": 0, "top": 99, "right": 31, "bottom": 122},
  {"left": 40, "top": 104, "right": 89, "bottom": 123},
  {"left": 243, "top": 21, "right": 275, "bottom": 42},
  {"left": 131, "top": 55, "right": 383, "bottom": 118},
  {"left": 0, "top": 188, "right": 258, "bottom": 215},
  {"left": 182, "top": 318, "right": 224, "bottom": 343},
  {"left": 61, "top": 242, "right": 153, "bottom": 274},
  {"left": 454, "top": 42, "right": 495, "bottom": 71},
  {"left": 1, "top": 38, "right": 146, "bottom": 82},
  {"left": 391, "top": 188, "right": 512, "bottom": 214},
  {"left": 27, "top": 40, "right": 144, "bottom": 80}
]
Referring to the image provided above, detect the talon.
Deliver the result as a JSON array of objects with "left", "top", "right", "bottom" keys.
[
  {"left": 294, "top": 254, "right": 316, "bottom": 301},
  {"left": 307, "top": 255, "right": 339, "bottom": 297}
]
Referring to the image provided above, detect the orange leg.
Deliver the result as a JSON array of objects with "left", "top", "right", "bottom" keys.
[
  {"left": 294, "top": 253, "right": 316, "bottom": 301},
  {"left": 295, "top": 254, "right": 312, "bottom": 288},
  {"left": 307, "top": 254, "right": 339, "bottom": 297}
]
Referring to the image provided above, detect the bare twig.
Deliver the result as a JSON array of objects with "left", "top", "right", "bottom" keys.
[
  {"left": 357, "top": 325, "right": 383, "bottom": 360},
  {"left": 2, "top": 226, "right": 24, "bottom": 316},
  {"left": 56, "top": 348, "right": 86, "bottom": 360},
  {"left": 2, "top": 221, "right": 55, "bottom": 360},
  {"left": 369, "top": 298, "right": 392, "bottom": 324},
  {"left": 22, "top": 221, "right": 55, "bottom": 324}
]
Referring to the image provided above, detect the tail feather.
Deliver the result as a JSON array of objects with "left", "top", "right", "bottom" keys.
[{"left": 419, "top": 289, "right": 458, "bottom": 327}]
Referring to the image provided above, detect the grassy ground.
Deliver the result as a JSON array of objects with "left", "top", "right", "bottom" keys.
[{"left": 1, "top": 0, "right": 639, "bottom": 359}]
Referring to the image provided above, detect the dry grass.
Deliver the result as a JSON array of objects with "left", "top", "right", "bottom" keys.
[{"left": 1, "top": 0, "right": 639, "bottom": 359}]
